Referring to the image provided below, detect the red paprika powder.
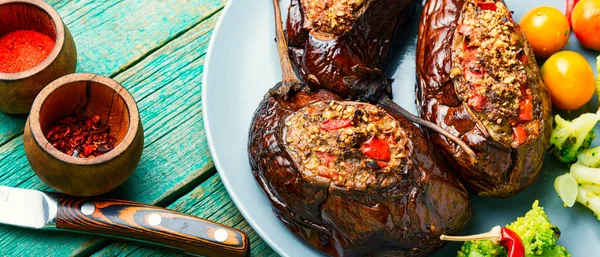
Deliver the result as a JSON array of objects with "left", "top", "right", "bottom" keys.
[{"left": 0, "top": 30, "right": 55, "bottom": 73}]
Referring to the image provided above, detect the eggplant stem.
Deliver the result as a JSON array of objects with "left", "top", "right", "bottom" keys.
[
  {"left": 380, "top": 97, "right": 477, "bottom": 162},
  {"left": 440, "top": 226, "right": 502, "bottom": 244},
  {"left": 272, "top": 0, "right": 300, "bottom": 84}
]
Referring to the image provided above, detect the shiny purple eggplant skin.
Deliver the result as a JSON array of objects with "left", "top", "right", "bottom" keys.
[
  {"left": 286, "top": 0, "right": 415, "bottom": 99},
  {"left": 415, "top": 0, "right": 552, "bottom": 197},
  {"left": 248, "top": 85, "right": 471, "bottom": 256}
]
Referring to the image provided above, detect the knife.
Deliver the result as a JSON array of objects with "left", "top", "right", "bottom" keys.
[{"left": 0, "top": 186, "right": 249, "bottom": 257}]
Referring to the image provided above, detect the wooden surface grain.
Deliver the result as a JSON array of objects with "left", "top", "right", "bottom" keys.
[{"left": 0, "top": 0, "right": 276, "bottom": 256}]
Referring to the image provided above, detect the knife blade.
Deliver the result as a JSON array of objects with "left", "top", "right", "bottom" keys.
[{"left": 0, "top": 186, "right": 249, "bottom": 257}]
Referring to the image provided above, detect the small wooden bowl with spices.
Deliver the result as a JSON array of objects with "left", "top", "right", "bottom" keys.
[
  {"left": 23, "top": 73, "right": 144, "bottom": 197},
  {"left": 0, "top": 0, "right": 77, "bottom": 114}
]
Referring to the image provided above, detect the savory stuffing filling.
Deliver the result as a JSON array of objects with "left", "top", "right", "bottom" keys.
[
  {"left": 284, "top": 101, "right": 409, "bottom": 190},
  {"left": 301, "top": 0, "right": 367, "bottom": 35},
  {"left": 451, "top": 0, "right": 540, "bottom": 147}
]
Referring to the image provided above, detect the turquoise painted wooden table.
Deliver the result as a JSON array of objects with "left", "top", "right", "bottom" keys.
[{"left": 0, "top": 1, "right": 276, "bottom": 256}]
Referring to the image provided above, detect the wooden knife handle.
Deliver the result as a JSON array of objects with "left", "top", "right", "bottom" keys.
[{"left": 54, "top": 195, "right": 250, "bottom": 257}]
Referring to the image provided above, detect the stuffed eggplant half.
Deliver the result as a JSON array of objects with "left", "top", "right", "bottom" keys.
[
  {"left": 248, "top": 1, "right": 472, "bottom": 256},
  {"left": 249, "top": 86, "right": 471, "bottom": 256},
  {"left": 286, "top": 0, "right": 416, "bottom": 99},
  {"left": 416, "top": 0, "right": 552, "bottom": 197}
]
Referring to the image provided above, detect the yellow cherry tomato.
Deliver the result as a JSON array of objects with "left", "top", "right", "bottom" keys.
[
  {"left": 572, "top": 0, "right": 600, "bottom": 51},
  {"left": 540, "top": 51, "right": 595, "bottom": 110},
  {"left": 520, "top": 6, "right": 570, "bottom": 58}
]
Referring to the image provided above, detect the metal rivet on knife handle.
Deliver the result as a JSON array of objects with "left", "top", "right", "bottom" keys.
[
  {"left": 214, "top": 228, "right": 229, "bottom": 243},
  {"left": 80, "top": 202, "right": 95, "bottom": 216},
  {"left": 147, "top": 213, "right": 162, "bottom": 226}
]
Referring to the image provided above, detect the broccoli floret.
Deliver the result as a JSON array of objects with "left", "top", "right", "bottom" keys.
[
  {"left": 538, "top": 245, "right": 570, "bottom": 257},
  {"left": 456, "top": 201, "right": 570, "bottom": 257},
  {"left": 506, "top": 201, "right": 568, "bottom": 256},
  {"left": 550, "top": 113, "right": 598, "bottom": 164},
  {"left": 457, "top": 240, "right": 505, "bottom": 257}
]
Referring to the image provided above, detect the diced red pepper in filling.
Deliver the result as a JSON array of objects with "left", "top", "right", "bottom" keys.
[
  {"left": 462, "top": 54, "right": 484, "bottom": 80},
  {"left": 519, "top": 98, "right": 533, "bottom": 122},
  {"left": 513, "top": 124, "right": 528, "bottom": 145},
  {"left": 321, "top": 118, "right": 352, "bottom": 131},
  {"left": 458, "top": 24, "right": 473, "bottom": 36},
  {"left": 468, "top": 92, "right": 486, "bottom": 112},
  {"left": 517, "top": 50, "right": 528, "bottom": 65},
  {"left": 519, "top": 83, "right": 529, "bottom": 96},
  {"left": 361, "top": 137, "right": 391, "bottom": 162},
  {"left": 376, "top": 161, "right": 389, "bottom": 168},
  {"left": 465, "top": 68, "right": 484, "bottom": 82},
  {"left": 317, "top": 166, "right": 330, "bottom": 178},
  {"left": 385, "top": 134, "right": 396, "bottom": 145},
  {"left": 331, "top": 173, "right": 339, "bottom": 180},
  {"left": 317, "top": 152, "right": 336, "bottom": 166},
  {"left": 477, "top": 2, "right": 497, "bottom": 11}
]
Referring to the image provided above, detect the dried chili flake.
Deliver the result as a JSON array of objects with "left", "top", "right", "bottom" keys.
[{"left": 45, "top": 113, "right": 117, "bottom": 158}]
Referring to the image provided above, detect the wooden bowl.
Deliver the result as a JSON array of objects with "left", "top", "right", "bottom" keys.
[
  {"left": 24, "top": 73, "right": 144, "bottom": 197},
  {"left": 0, "top": 0, "right": 77, "bottom": 114}
]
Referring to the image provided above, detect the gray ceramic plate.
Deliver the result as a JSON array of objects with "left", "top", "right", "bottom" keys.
[{"left": 203, "top": 0, "right": 600, "bottom": 256}]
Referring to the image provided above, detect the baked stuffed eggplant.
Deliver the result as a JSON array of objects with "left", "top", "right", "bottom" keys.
[
  {"left": 248, "top": 1, "right": 472, "bottom": 256},
  {"left": 286, "top": 0, "right": 416, "bottom": 99},
  {"left": 416, "top": 0, "right": 552, "bottom": 197}
]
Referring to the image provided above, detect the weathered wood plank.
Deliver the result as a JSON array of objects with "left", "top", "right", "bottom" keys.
[
  {"left": 0, "top": 114, "right": 25, "bottom": 148},
  {"left": 92, "top": 174, "right": 276, "bottom": 257},
  {"left": 0, "top": 0, "right": 225, "bottom": 148},
  {"left": 0, "top": 10, "right": 224, "bottom": 257},
  {"left": 49, "top": 0, "right": 225, "bottom": 75}
]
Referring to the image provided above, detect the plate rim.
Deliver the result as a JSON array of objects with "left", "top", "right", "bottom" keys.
[
  {"left": 201, "top": 1, "right": 290, "bottom": 256},
  {"left": 202, "top": 1, "right": 598, "bottom": 256}
]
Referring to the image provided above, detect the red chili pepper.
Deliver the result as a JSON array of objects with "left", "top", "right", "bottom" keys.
[
  {"left": 566, "top": 0, "right": 579, "bottom": 26},
  {"left": 518, "top": 98, "right": 532, "bottom": 122},
  {"left": 513, "top": 124, "right": 528, "bottom": 145},
  {"left": 320, "top": 118, "right": 352, "bottom": 131},
  {"left": 500, "top": 227, "right": 525, "bottom": 257},
  {"left": 477, "top": 2, "right": 497, "bottom": 11},
  {"left": 360, "top": 137, "right": 391, "bottom": 162},
  {"left": 440, "top": 226, "right": 525, "bottom": 257}
]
